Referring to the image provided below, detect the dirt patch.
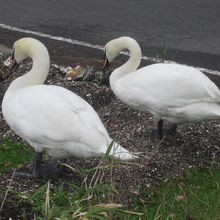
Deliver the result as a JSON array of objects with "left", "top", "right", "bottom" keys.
[{"left": 0, "top": 51, "right": 219, "bottom": 219}]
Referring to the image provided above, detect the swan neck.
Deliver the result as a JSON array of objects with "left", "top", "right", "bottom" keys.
[
  {"left": 31, "top": 53, "right": 50, "bottom": 82},
  {"left": 5, "top": 49, "right": 50, "bottom": 97},
  {"left": 110, "top": 38, "right": 142, "bottom": 84}
]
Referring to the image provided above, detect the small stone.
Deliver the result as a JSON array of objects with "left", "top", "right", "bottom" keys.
[
  {"left": 3, "top": 57, "right": 12, "bottom": 67},
  {"left": 64, "top": 65, "right": 85, "bottom": 81},
  {"left": 95, "top": 71, "right": 104, "bottom": 79},
  {"left": 83, "top": 66, "right": 95, "bottom": 81}
]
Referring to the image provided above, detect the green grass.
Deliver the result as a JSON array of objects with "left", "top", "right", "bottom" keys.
[
  {"left": 17, "top": 166, "right": 219, "bottom": 220},
  {"left": 1, "top": 138, "right": 219, "bottom": 219},
  {"left": 92, "top": 75, "right": 104, "bottom": 86},
  {"left": 156, "top": 45, "right": 167, "bottom": 63},
  {"left": 0, "top": 137, "right": 34, "bottom": 172},
  {"left": 131, "top": 167, "right": 220, "bottom": 220},
  {"left": 21, "top": 182, "right": 121, "bottom": 220}
]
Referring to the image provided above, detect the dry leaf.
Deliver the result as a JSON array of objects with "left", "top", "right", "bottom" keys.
[
  {"left": 80, "top": 217, "right": 89, "bottom": 220},
  {"left": 175, "top": 195, "right": 185, "bottom": 201},
  {"left": 169, "top": 213, "right": 176, "bottom": 218},
  {"left": 4, "top": 161, "right": 12, "bottom": 166},
  {"left": 96, "top": 203, "right": 123, "bottom": 209}
]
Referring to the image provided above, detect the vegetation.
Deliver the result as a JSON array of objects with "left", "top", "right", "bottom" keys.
[
  {"left": 135, "top": 167, "right": 220, "bottom": 220},
  {"left": 0, "top": 137, "right": 34, "bottom": 172},
  {"left": 14, "top": 166, "right": 218, "bottom": 220},
  {"left": 0, "top": 137, "right": 220, "bottom": 219},
  {"left": 92, "top": 75, "right": 104, "bottom": 86}
]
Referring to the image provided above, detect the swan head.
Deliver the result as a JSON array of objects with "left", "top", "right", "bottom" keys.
[
  {"left": 102, "top": 36, "right": 141, "bottom": 72},
  {"left": 10, "top": 38, "right": 47, "bottom": 73},
  {"left": 102, "top": 38, "right": 125, "bottom": 71}
]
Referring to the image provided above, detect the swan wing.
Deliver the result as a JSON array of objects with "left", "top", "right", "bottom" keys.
[
  {"left": 122, "top": 64, "right": 220, "bottom": 108},
  {"left": 3, "top": 85, "right": 110, "bottom": 153}
]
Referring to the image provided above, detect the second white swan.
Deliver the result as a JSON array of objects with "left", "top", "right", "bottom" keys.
[{"left": 103, "top": 36, "right": 220, "bottom": 139}]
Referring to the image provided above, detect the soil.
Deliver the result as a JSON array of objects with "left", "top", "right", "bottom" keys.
[{"left": 0, "top": 50, "right": 219, "bottom": 220}]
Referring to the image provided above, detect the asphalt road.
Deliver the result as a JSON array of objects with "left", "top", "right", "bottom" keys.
[{"left": 0, "top": 0, "right": 220, "bottom": 71}]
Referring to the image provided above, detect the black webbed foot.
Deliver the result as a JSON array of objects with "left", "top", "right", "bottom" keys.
[
  {"left": 14, "top": 152, "right": 67, "bottom": 179},
  {"left": 14, "top": 171, "right": 40, "bottom": 178},
  {"left": 15, "top": 163, "right": 67, "bottom": 178}
]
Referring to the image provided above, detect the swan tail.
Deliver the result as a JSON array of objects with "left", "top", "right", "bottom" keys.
[{"left": 108, "top": 140, "right": 137, "bottom": 160}]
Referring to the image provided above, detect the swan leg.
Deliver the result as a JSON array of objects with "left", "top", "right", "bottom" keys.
[
  {"left": 158, "top": 119, "right": 164, "bottom": 139},
  {"left": 14, "top": 152, "right": 43, "bottom": 178},
  {"left": 32, "top": 152, "right": 43, "bottom": 177},
  {"left": 169, "top": 124, "right": 177, "bottom": 134},
  {"left": 15, "top": 153, "right": 67, "bottom": 178},
  {"left": 157, "top": 120, "right": 177, "bottom": 139},
  {"left": 58, "top": 159, "right": 68, "bottom": 173}
]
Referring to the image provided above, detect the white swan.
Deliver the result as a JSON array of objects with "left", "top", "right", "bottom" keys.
[
  {"left": 103, "top": 36, "right": 220, "bottom": 139},
  {"left": 2, "top": 37, "right": 135, "bottom": 178}
]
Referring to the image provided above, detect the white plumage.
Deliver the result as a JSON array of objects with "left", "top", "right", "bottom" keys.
[
  {"left": 2, "top": 38, "right": 135, "bottom": 177},
  {"left": 103, "top": 36, "right": 220, "bottom": 138}
]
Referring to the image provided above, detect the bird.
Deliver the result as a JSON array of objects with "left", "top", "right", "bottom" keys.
[
  {"left": 2, "top": 37, "right": 136, "bottom": 178},
  {"left": 103, "top": 36, "right": 220, "bottom": 139}
]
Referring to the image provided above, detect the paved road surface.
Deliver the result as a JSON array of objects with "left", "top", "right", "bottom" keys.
[{"left": 0, "top": 0, "right": 219, "bottom": 71}]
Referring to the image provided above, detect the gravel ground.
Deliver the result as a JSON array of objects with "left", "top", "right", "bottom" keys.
[{"left": 0, "top": 50, "right": 220, "bottom": 219}]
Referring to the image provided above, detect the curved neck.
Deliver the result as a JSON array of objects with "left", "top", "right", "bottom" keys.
[
  {"left": 5, "top": 48, "right": 50, "bottom": 97},
  {"left": 110, "top": 38, "right": 142, "bottom": 84}
]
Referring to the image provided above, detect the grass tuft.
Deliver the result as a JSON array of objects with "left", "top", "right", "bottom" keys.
[
  {"left": 132, "top": 167, "right": 220, "bottom": 220},
  {"left": 21, "top": 182, "right": 124, "bottom": 220},
  {"left": 0, "top": 137, "right": 34, "bottom": 172},
  {"left": 1, "top": 137, "right": 219, "bottom": 219},
  {"left": 17, "top": 163, "right": 220, "bottom": 219},
  {"left": 103, "top": 140, "right": 115, "bottom": 161}
]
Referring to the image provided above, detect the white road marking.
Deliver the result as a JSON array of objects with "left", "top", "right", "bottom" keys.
[
  {"left": 0, "top": 23, "right": 103, "bottom": 50},
  {"left": 0, "top": 23, "right": 220, "bottom": 76}
]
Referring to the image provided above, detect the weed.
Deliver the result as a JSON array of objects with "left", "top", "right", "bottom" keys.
[
  {"left": 13, "top": 165, "right": 220, "bottom": 219},
  {"left": 0, "top": 137, "right": 34, "bottom": 172},
  {"left": 92, "top": 75, "right": 103, "bottom": 86},
  {"left": 1, "top": 138, "right": 219, "bottom": 219},
  {"left": 21, "top": 181, "right": 124, "bottom": 219},
  {"left": 131, "top": 167, "right": 220, "bottom": 220},
  {"left": 19, "top": 143, "right": 141, "bottom": 219},
  {"left": 156, "top": 45, "right": 167, "bottom": 63},
  {"left": 103, "top": 140, "right": 114, "bottom": 161}
]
